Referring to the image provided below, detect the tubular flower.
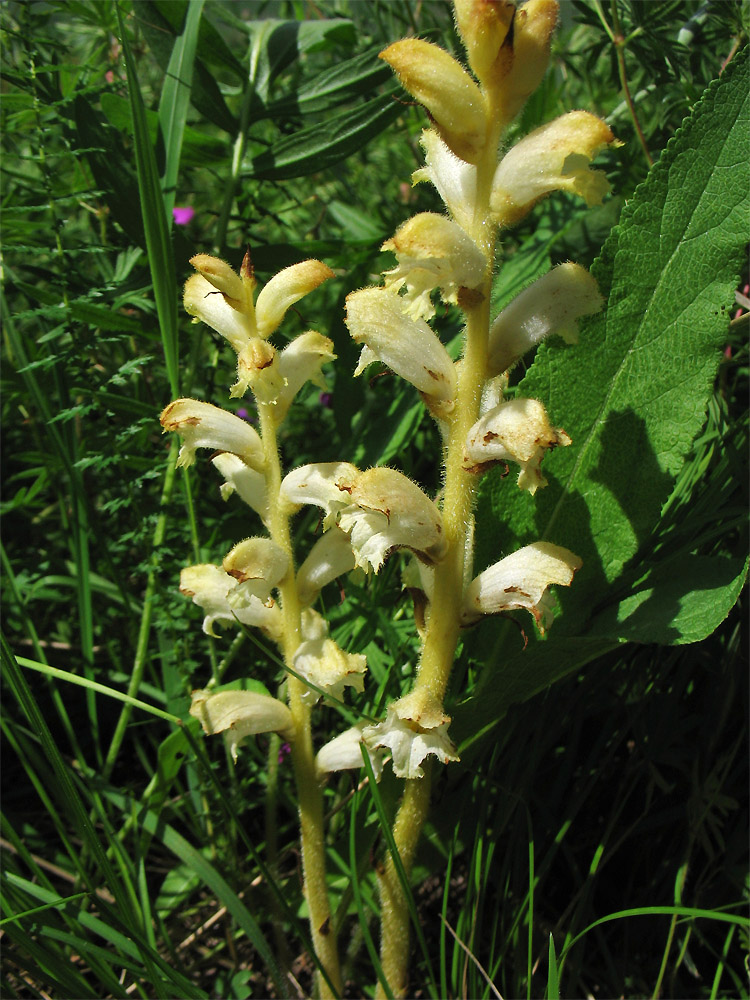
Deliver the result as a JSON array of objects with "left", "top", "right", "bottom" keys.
[
  {"left": 315, "top": 723, "right": 385, "bottom": 781},
  {"left": 160, "top": 398, "right": 264, "bottom": 471},
  {"left": 412, "top": 129, "right": 478, "bottom": 232},
  {"left": 274, "top": 330, "right": 336, "bottom": 421},
  {"left": 379, "top": 38, "right": 488, "bottom": 163},
  {"left": 184, "top": 252, "right": 333, "bottom": 399},
  {"left": 345, "top": 287, "right": 456, "bottom": 417},
  {"left": 487, "top": 262, "right": 604, "bottom": 376},
  {"left": 280, "top": 462, "right": 360, "bottom": 527},
  {"left": 179, "top": 563, "right": 282, "bottom": 639},
  {"left": 211, "top": 453, "right": 269, "bottom": 527},
  {"left": 293, "top": 635, "right": 367, "bottom": 707},
  {"left": 491, "top": 111, "right": 617, "bottom": 227},
  {"left": 190, "top": 688, "right": 294, "bottom": 762},
  {"left": 382, "top": 213, "right": 487, "bottom": 320},
  {"left": 339, "top": 467, "right": 446, "bottom": 572},
  {"left": 282, "top": 464, "right": 446, "bottom": 572},
  {"left": 296, "top": 528, "right": 357, "bottom": 607},
  {"left": 464, "top": 397, "right": 571, "bottom": 493},
  {"left": 461, "top": 541, "right": 582, "bottom": 632},
  {"left": 363, "top": 692, "right": 459, "bottom": 780}
]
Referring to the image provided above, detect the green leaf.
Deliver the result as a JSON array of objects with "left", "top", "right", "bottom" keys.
[
  {"left": 158, "top": 0, "right": 205, "bottom": 221},
  {"left": 453, "top": 636, "right": 619, "bottom": 757},
  {"left": 477, "top": 50, "right": 749, "bottom": 635},
  {"left": 245, "top": 90, "right": 401, "bottom": 180},
  {"left": 587, "top": 553, "right": 749, "bottom": 645},
  {"left": 261, "top": 46, "right": 392, "bottom": 120},
  {"left": 117, "top": 4, "right": 179, "bottom": 397}
]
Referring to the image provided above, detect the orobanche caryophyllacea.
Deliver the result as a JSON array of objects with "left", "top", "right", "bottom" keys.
[{"left": 160, "top": 2, "right": 617, "bottom": 996}]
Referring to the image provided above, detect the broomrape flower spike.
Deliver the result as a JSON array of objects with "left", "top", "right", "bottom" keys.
[{"left": 162, "top": 2, "right": 614, "bottom": 996}]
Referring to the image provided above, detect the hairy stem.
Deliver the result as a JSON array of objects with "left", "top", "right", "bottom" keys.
[{"left": 258, "top": 402, "right": 342, "bottom": 999}]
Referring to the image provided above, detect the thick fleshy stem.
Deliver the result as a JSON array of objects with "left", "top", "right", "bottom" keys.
[
  {"left": 375, "top": 91, "right": 504, "bottom": 1000},
  {"left": 257, "top": 401, "right": 342, "bottom": 999}
]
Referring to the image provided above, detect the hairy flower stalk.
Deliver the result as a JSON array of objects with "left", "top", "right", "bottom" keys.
[
  {"left": 162, "top": 251, "right": 344, "bottom": 997},
  {"left": 355, "top": 3, "right": 615, "bottom": 993},
  {"left": 161, "top": 2, "right": 615, "bottom": 994}
]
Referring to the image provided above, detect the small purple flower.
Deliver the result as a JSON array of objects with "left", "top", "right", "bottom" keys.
[
  {"left": 172, "top": 206, "right": 195, "bottom": 226},
  {"left": 318, "top": 392, "right": 332, "bottom": 408},
  {"left": 278, "top": 742, "right": 291, "bottom": 765},
  {"left": 236, "top": 408, "right": 250, "bottom": 420}
]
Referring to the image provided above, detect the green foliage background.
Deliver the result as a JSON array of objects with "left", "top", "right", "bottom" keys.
[{"left": 1, "top": 2, "right": 748, "bottom": 998}]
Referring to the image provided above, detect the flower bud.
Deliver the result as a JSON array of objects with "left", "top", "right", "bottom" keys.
[
  {"left": 491, "top": 111, "right": 617, "bottom": 227},
  {"left": 160, "top": 398, "right": 265, "bottom": 471},
  {"left": 190, "top": 688, "right": 294, "bottom": 762},
  {"left": 461, "top": 541, "right": 581, "bottom": 632},
  {"left": 453, "top": 0, "right": 516, "bottom": 83},
  {"left": 345, "top": 287, "right": 456, "bottom": 415},
  {"left": 464, "top": 397, "right": 571, "bottom": 493},
  {"left": 255, "top": 260, "right": 334, "bottom": 339},
  {"left": 488, "top": 263, "right": 603, "bottom": 375},
  {"left": 500, "top": 0, "right": 558, "bottom": 121},
  {"left": 382, "top": 213, "right": 487, "bottom": 320},
  {"left": 380, "top": 38, "right": 487, "bottom": 163}
]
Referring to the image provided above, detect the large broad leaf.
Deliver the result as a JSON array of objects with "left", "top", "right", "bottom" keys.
[
  {"left": 476, "top": 51, "right": 748, "bottom": 637},
  {"left": 455, "top": 53, "right": 748, "bottom": 744}
]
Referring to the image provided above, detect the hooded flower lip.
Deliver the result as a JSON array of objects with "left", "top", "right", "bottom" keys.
[
  {"left": 345, "top": 287, "right": 456, "bottom": 414},
  {"left": 339, "top": 467, "right": 446, "bottom": 572},
  {"left": 160, "top": 398, "right": 265, "bottom": 471},
  {"left": 179, "top": 563, "right": 282, "bottom": 639},
  {"left": 461, "top": 541, "right": 582, "bottom": 632},
  {"left": 412, "top": 129, "right": 478, "bottom": 232},
  {"left": 280, "top": 462, "right": 360, "bottom": 527},
  {"left": 222, "top": 537, "right": 290, "bottom": 591},
  {"left": 190, "top": 688, "right": 294, "bottom": 762},
  {"left": 464, "top": 397, "right": 571, "bottom": 493},
  {"left": 282, "top": 464, "right": 446, "bottom": 573},
  {"left": 362, "top": 695, "right": 459, "bottom": 780},
  {"left": 316, "top": 723, "right": 385, "bottom": 781},
  {"left": 254, "top": 260, "right": 334, "bottom": 339},
  {"left": 293, "top": 636, "right": 367, "bottom": 707},
  {"left": 379, "top": 38, "right": 488, "bottom": 164},
  {"left": 190, "top": 253, "right": 250, "bottom": 304},
  {"left": 211, "top": 453, "right": 269, "bottom": 527},
  {"left": 487, "top": 262, "right": 603, "bottom": 376},
  {"left": 382, "top": 213, "right": 487, "bottom": 320},
  {"left": 491, "top": 111, "right": 617, "bottom": 227},
  {"left": 184, "top": 272, "right": 256, "bottom": 353},
  {"left": 297, "top": 527, "right": 357, "bottom": 607}
]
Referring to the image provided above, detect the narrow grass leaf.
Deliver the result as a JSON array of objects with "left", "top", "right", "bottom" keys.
[{"left": 117, "top": 4, "right": 179, "bottom": 397}]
